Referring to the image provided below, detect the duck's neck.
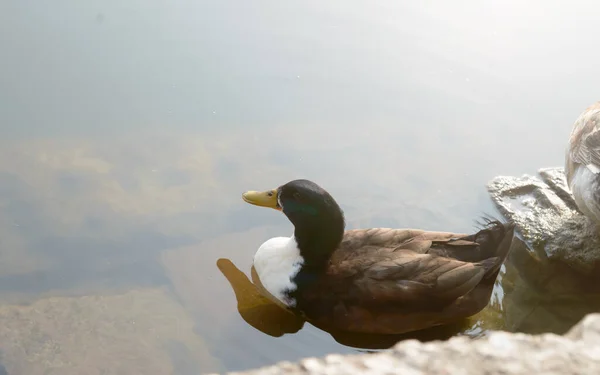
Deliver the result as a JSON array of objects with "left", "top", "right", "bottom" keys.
[{"left": 290, "top": 212, "right": 345, "bottom": 272}]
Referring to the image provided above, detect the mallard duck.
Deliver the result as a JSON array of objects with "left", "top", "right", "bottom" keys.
[
  {"left": 242, "top": 179, "right": 515, "bottom": 334},
  {"left": 566, "top": 101, "right": 600, "bottom": 224}
]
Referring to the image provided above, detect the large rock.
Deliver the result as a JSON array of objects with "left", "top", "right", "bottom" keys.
[
  {"left": 486, "top": 168, "right": 600, "bottom": 334},
  {"left": 487, "top": 167, "right": 600, "bottom": 276},
  {"left": 486, "top": 167, "right": 600, "bottom": 301},
  {"left": 212, "top": 313, "right": 600, "bottom": 375}
]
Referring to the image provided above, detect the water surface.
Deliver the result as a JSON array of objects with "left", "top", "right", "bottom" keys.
[{"left": 1, "top": 1, "right": 599, "bottom": 373}]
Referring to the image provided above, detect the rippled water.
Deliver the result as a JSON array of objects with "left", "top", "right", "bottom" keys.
[{"left": 2, "top": 1, "right": 600, "bottom": 374}]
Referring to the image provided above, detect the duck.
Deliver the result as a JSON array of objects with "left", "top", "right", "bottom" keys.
[
  {"left": 565, "top": 101, "right": 600, "bottom": 225},
  {"left": 242, "top": 179, "right": 515, "bottom": 334}
]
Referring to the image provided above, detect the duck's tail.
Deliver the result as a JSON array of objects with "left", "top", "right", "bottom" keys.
[{"left": 469, "top": 218, "right": 516, "bottom": 279}]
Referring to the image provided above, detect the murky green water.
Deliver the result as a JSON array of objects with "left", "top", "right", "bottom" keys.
[{"left": 2, "top": 1, "right": 600, "bottom": 374}]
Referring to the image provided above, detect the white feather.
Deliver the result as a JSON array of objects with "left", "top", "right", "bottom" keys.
[
  {"left": 571, "top": 165, "right": 600, "bottom": 223},
  {"left": 253, "top": 236, "right": 304, "bottom": 307},
  {"left": 587, "top": 164, "right": 600, "bottom": 174}
]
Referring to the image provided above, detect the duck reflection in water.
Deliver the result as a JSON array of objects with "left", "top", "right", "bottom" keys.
[{"left": 217, "top": 258, "right": 491, "bottom": 350}]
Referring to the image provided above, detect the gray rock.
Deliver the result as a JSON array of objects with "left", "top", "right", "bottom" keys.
[
  {"left": 482, "top": 168, "right": 600, "bottom": 335},
  {"left": 212, "top": 313, "right": 600, "bottom": 375},
  {"left": 487, "top": 167, "right": 600, "bottom": 276}
]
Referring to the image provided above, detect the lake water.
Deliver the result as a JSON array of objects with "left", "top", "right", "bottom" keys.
[{"left": 2, "top": 1, "right": 600, "bottom": 374}]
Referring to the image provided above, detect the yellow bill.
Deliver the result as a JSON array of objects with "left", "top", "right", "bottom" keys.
[{"left": 242, "top": 189, "right": 280, "bottom": 210}]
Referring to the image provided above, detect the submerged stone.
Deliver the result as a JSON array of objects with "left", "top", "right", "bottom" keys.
[{"left": 0, "top": 288, "right": 219, "bottom": 374}]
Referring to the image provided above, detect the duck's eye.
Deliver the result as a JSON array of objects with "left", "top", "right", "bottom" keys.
[{"left": 293, "top": 192, "right": 301, "bottom": 200}]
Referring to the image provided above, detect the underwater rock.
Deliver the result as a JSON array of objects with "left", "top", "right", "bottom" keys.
[
  {"left": 0, "top": 288, "right": 218, "bottom": 374},
  {"left": 213, "top": 313, "right": 600, "bottom": 375}
]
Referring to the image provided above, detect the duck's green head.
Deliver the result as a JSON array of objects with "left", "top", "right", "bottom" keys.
[
  {"left": 242, "top": 179, "right": 345, "bottom": 258},
  {"left": 242, "top": 179, "right": 342, "bottom": 220}
]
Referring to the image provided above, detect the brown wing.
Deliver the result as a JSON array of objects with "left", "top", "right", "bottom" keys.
[
  {"left": 567, "top": 102, "right": 600, "bottom": 181},
  {"left": 324, "top": 223, "right": 512, "bottom": 306},
  {"left": 330, "top": 228, "right": 465, "bottom": 263},
  {"left": 332, "top": 250, "right": 487, "bottom": 307}
]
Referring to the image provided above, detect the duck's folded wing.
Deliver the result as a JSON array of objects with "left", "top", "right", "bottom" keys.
[
  {"left": 350, "top": 251, "right": 487, "bottom": 306},
  {"left": 335, "top": 228, "right": 464, "bottom": 261},
  {"left": 568, "top": 103, "right": 600, "bottom": 174},
  {"left": 571, "top": 130, "right": 600, "bottom": 173}
]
